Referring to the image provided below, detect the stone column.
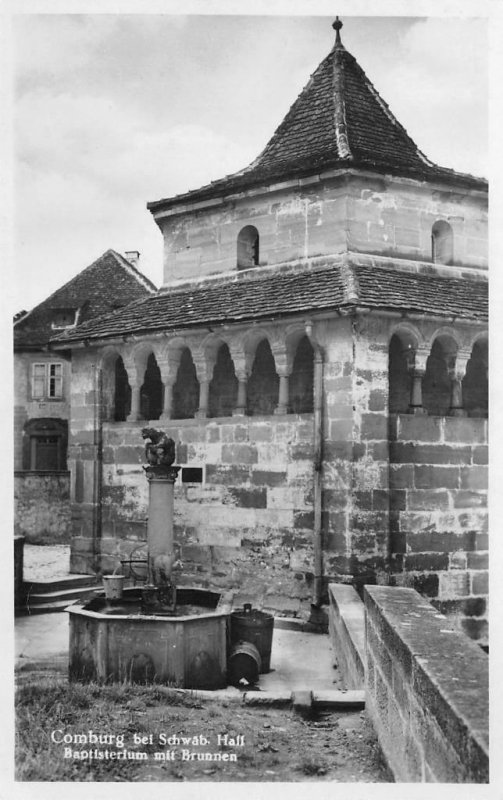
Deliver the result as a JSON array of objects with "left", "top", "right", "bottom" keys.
[
  {"left": 145, "top": 465, "right": 181, "bottom": 586},
  {"left": 275, "top": 369, "right": 290, "bottom": 415},
  {"left": 158, "top": 353, "right": 180, "bottom": 421},
  {"left": 448, "top": 351, "right": 470, "bottom": 417},
  {"left": 406, "top": 348, "right": 428, "bottom": 415},
  {"left": 234, "top": 369, "right": 248, "bottom": 415},
  {"left": 160, "top": 380, "right": 174, "bottom": 420},
  {"left": 193, "top": 355, "right": 213, "bottom": 419},
  {"left": 271, "top": 345, "right": 291, "bottom": 416},
  {"left": 127, "top": 381, "right": 142, "bottom": 421},
  {"left": 196, "top": 379, "right": 209, "bottom": 419}
]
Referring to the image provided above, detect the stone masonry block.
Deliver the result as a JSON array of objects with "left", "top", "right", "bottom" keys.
[
  {"left": 368, "top": 389, "right": 387, "bottom": 412},
  {"left": 405, "top": 553, "right": 449, "bottom": 572},
  {"left": 251, "top": 470, "right": 287, "bottom": 487},
  {"left": 461, "top": 618, "right": 488, "bottom": 642},
  {"left": 226, "top": 487, "right": 267, "bottom": 509},
  {"left": 453, "top": 491, "right": 487, "bottom": 509},
  {"left": 399, "top": 415, "right": 442, "bottom": 442},
  {"left": 389, "top": 464, "right": 414, "bottom": 489},
  {"left": 471, "top": 572, "right": 488, "bottom": 595},
  {"left": 248, "top": 424, "right": 273, "bottom": 442},
  {"left": 460, "top": 466, "right": 488, "bottom": 491},
  {"left": 443, "top": 417, "right": 487, "bottom": 444},
  {"left": 407, "top": 490, "right": 450, "bottom": 511},
  {"left": 434, "top": 597, "right": 486, "bottom": 618},
  {"left": 370, "top": 441, "right": 389, "bottom": 461},
  {"left": 472, "top": 446, "right": 488, "bottom": 465},
  {"left": 414, "top": 465, "right": 460, "bottom": 490},
  {"left": 438, "top": 570, "right": 470, "bottom": 599},
  {"left": 407, "top": 530, "right": 476, "bottom": 554},
  {"left": 360, "top": 413, "right": 387, "bottom": 441},
  {"left": 467, "top": 552, "right": 488, "bottom": 570},
  {"left": 329, "top": 419, "right": 353, "bottom": 440},
  {"left": 390, "top": 443, "right": 472, "bottom": 465},
  {"left": 115, "top": 446, "right": 142, "bottom": 465},
  {"left": 221, "top": 444, "right": 258, "bottom": 464},
  {"left": 206, "top": 464, "right": 251, "bottom": 485}
]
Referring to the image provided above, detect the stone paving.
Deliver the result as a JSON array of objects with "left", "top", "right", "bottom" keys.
[{"left": 23, "top": 544, "right": 71, "bottom": 581}]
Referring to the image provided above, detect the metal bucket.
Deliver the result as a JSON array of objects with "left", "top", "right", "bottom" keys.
[
  {"left": 227, "top": 641, "right": 261, "bottom": 687},
  {"left": 102, "top": 575, "right": 125, "bottom": 600},
  {"left": 230, "top": 603, "right": 274, "bottom": 673}
]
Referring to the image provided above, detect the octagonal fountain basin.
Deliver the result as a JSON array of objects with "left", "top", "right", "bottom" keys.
[{"left": 68, "top": 587, "right": 232, "bottom": 689}]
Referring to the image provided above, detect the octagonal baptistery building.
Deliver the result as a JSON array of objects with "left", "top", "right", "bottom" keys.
[{"left": 54, "top": 20, "right": 488, "bottom": 644}]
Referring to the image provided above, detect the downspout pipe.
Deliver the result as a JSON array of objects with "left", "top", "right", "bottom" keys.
[
  {"left": 92, "top": 365, "right": 103, "bottom": 574},
  {"left": 305, "top": 322, "right": 324, "bottom": 607}
]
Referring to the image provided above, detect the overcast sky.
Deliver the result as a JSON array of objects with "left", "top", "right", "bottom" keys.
[{"left": 10, "top": 14, "right": 488, "bottom": 314}]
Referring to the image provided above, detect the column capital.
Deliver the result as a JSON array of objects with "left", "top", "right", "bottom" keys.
[
  {"left": 448, "top": 349, "right": 472, "bottom": 382},
  {"left": 405, "top": 346, "right": 429, "bottom": 376}
]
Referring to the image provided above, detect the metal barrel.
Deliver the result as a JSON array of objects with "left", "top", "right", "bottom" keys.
[
  {"left": 227, "top": 641, "right": 261, "bottom": 687},
  {"left": 230, "top": 603, "right": 274, "bottom": 673}
]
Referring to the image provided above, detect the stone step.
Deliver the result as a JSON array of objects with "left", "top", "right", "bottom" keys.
[
  {"left": 20, "top": 599, "right": 75, "bottom": 615},
  {"left": 23, "top": 574, "right": 98, "bottom": 594},
  {"left": 22, "top": 585, "right": 102, "bottom": 613}
]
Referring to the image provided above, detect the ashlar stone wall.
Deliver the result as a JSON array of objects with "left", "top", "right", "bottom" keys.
[
  {"left": 154, "top": 173, "right": 487, "bottom": 286},
  {"left": 389, "top": 414, "right": 488, "bottom": 643}
]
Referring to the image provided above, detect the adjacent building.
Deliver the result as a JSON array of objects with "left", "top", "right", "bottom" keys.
[{"left": 14, "top": 249, "right": 156, "bottom": 543}]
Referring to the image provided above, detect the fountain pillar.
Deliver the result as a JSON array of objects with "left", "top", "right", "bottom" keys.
[{"left": 145, "top": 465, "right": 180, "bottom": 586}]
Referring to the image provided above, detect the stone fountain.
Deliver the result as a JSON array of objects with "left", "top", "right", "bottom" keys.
[{"left": 68, "top": 429, "right": 231, "bottom": 689}]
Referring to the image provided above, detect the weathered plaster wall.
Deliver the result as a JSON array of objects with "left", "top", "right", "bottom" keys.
[
  {"left": 389, "top": 414, "right": 488, "bottom": 644},
  {"left": 14, "top": 472, "right": 71, "bottom": 543},
  {"left": 157, "top": 175, "right": 487, "bottom": 285}
]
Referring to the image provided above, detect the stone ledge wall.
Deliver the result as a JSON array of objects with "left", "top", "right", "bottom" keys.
[
  {"left": 364, "top": 585, "right": 488, "bottom": 783},
  {"left": 14, "top": 472, "right": 71, "bottom": 543},
  {"left": 389, "top": 414, "right": 488, "bottom": 644},
  {"left": 328, "top": 583, "right": 365, "bottom": 689}
]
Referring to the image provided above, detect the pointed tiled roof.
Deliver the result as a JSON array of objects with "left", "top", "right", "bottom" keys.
[
  {"left": 148, "top": 21, "right": 486, "bottom": 214},
  {"left": 14, "top": 249, "right": 157, "bottom": 349},
  {"left": 52, "top": 258, "right": 487, "bottom": 346}
]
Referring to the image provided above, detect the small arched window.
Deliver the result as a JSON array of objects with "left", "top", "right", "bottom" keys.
[
  {"left": 237, "top": 225, "right": 259, "bottom": 269},
  {"left": 431, "top": 220, "right": 453, "bottom": 265}
]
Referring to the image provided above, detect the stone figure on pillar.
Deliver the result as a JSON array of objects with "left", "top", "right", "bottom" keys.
[{"left": 141, "top": 427, "right": 176, "bottom": 474}]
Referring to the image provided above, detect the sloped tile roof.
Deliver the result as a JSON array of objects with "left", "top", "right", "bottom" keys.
[
  {"left": 52, "top": 259, "right": 487, "bottom": 346},
  {"left": 14, "top": 249, "right": 156, "bottom": 349},
  {"left": 148, "top": 31, "right": 486, "bottom": 214}
]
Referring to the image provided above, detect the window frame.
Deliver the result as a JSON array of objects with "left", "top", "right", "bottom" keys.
[{"left": 31, "top": 361, "right": 64, "bottom": 400}]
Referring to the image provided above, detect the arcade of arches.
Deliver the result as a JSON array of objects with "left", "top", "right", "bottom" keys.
[
  {"left": 388, "top": 331, "right": 487, "bottom": 418},
  {"left": 102, "top": 332, "right": 315, "bottom": 422},
  {"left": 103, "top": 326, "right": 487, "bottom": 423}
]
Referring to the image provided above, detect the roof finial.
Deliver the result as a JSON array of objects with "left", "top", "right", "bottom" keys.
[{"left": 332, "top": 16, "right": 343, "bottom": 45}]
